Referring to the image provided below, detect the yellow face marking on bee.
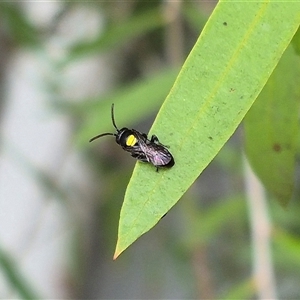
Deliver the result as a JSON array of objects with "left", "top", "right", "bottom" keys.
[{"left": 126, "top": 134, "right": 137, "bottom": 147}]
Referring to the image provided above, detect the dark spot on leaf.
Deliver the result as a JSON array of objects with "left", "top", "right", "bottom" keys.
[
  {"left": 273, "top": 143, "right": 281, "bottom": 152},
  {"left": 209, "top": 136, "right": 213, "bottom": 140},
  {"left": 223, "top": 22, "right": 227, "bottom": 26}
]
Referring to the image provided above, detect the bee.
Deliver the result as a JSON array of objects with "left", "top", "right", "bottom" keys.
[{"left": 89, "top": 104, "right": 175, "bottom": 171}]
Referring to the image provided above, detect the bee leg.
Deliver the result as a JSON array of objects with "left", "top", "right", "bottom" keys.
[
  {"left": 139, "top": 157, "right": 149, "bottom": 163},
  {"left": 151, "top": 135, "right": 169, "bottom": 148},
  {"left": 131, "top": 152, "right": 148, "bottom": 162},
  {"left": 150, "top": 135, "right": 159, "bottom": 143},
  {"left": 156, "top": 167, "right": 159, "bottom": 172}
]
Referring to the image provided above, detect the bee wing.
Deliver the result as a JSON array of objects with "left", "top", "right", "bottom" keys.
[
  {"left": 131, "top": 130, "right": 174, "bottom": 167},
  {"left": 143, "top": 144, "right": 173, "bottom": 166}
]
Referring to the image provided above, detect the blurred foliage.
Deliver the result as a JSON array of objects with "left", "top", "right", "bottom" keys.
[
  {"left": 245, "top": 45, "right": 300, "bottom": 206},
  {"left": 0, "top": 247, "right": 40, "bottom": 299},
  {"left": 0, "top": 2, "right": 40, "bottom": 47},
  {"left": 67, "top": 7, "right": 166, "bottom": 61},
  {"left": 0, "top": 1, "right": 300, "bottom": 299}
]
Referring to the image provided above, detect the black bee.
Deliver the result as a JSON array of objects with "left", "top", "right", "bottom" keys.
[{"left": 89, "top": 104, "right": 175, "bottom": 171}]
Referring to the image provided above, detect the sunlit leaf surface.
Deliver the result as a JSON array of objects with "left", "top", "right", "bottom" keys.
[{"left": 114, "top": 1, "right": 300, "bottom": 258}]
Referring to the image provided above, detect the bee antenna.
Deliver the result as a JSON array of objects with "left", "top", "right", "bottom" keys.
[
  {"left": 89, "top": 132, "right": 115, "bottom": 143},
  {"left": 111, "top": 103, "right": 119, "bottom": 132}
]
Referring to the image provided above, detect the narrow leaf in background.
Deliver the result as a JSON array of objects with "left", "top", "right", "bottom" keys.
[
  {"left": 0, "top": 247, "right": 40, "bottom": 299},
  {"left": 76, "top": 68, "right": 178, "bottom": 147},
  {"left": 114, "top": 1, "right": 300, "bottom": 258},
  {"left": 244, "top": 45, "right": 300, "bottom": 206},
  {"left": 68, "top": 7, "right": 166, "bottom": 60}
]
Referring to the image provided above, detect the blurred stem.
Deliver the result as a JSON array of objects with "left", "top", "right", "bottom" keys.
[
  {"left": 243, "top": 156, "right": 277, "bottom": 299},
  {"left": 192, "top": 245, "right": 215, "bottom": 299},
  {"left": 163, "top": 0, "right": 184, "bottom": 66},
  {"left": 182, "top": 191, "right": 216, "bottom": 299}
]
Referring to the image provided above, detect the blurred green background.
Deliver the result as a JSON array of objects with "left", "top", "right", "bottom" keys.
[{"left": 0, "top": 1, "right": 300, "bottom": 299}]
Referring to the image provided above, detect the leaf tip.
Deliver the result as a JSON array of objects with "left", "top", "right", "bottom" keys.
[
  {"left": 113, "top": 252, "right": 119, "bottom": 260},
  {"left": 113, "top": 242, "right": 124, "bottom": 260}
]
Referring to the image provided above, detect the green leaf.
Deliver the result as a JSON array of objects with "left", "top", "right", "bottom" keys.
[
  {"left": 244, "top": 45, "right": 300, "bottom": 206},
  {"left": 291, "top": 26, "right": 300, "bottom": 55},
  {"left": 274, "top": 228, "right": 300, "bottom": 268},
  {"left": 114, "top": 1, "right": 300, "bottom": 258}
]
